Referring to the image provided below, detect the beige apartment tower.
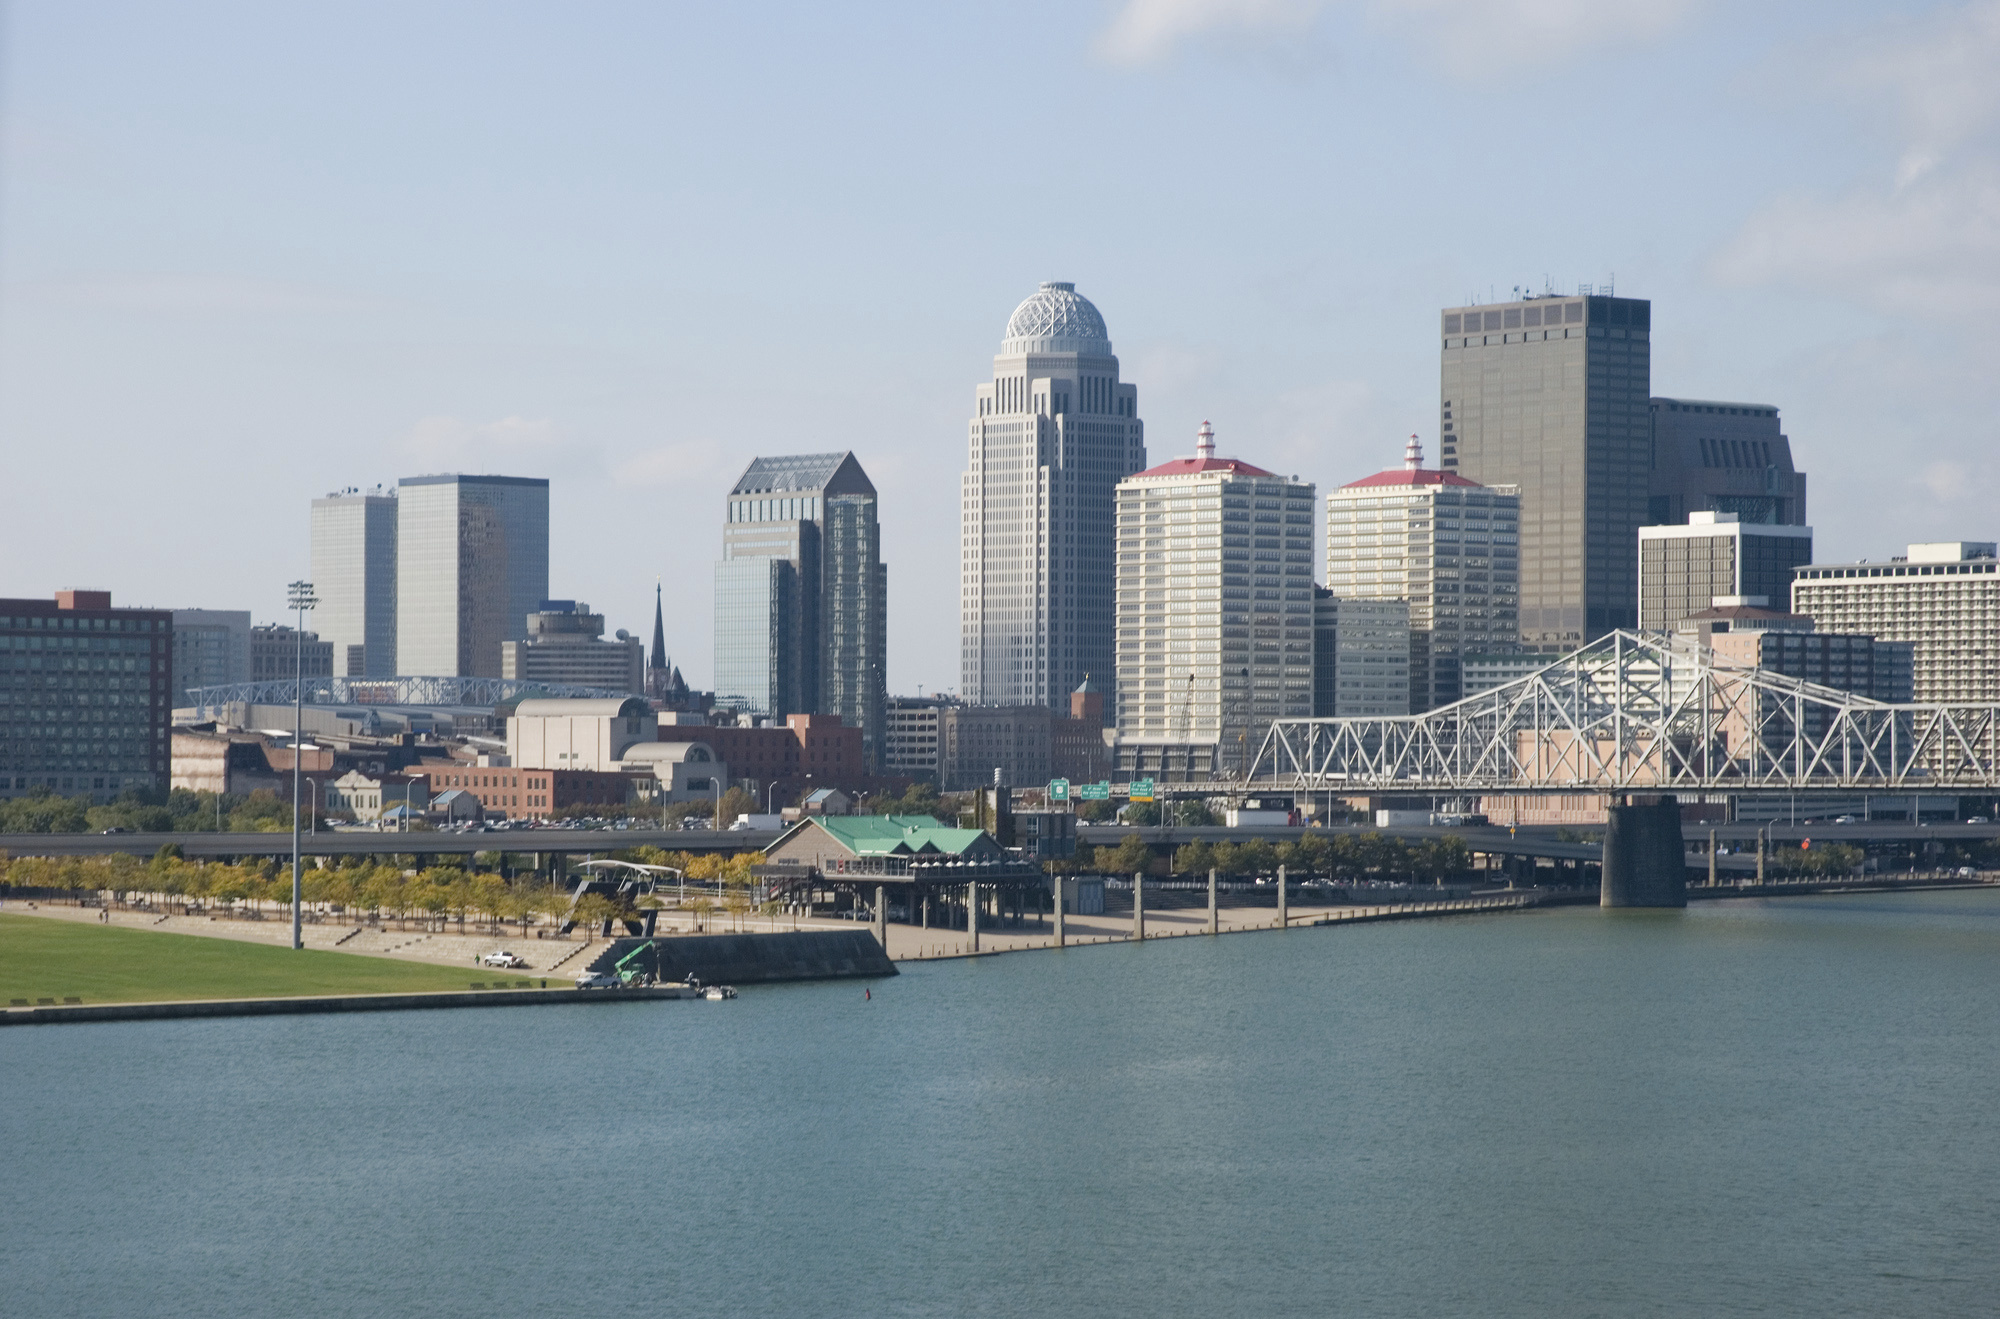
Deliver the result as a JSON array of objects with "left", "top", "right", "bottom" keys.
[{"left": 1113, "top": 423, "right": 1315, "bottom": 781}]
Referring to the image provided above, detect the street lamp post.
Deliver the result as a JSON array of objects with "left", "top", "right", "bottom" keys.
[{"left": 287, "top": 580, "right": 317, "bottom": 951}]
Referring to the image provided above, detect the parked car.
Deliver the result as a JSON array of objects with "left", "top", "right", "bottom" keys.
[
  {"left": 574, "top": 971, "right": 620, "bottom": 989},
  {"left": 481, "top": 951, "right": 525, "bottom": 969},
  {"left": 1833, "top": 815, "right": 1856, "bottom": 824}
]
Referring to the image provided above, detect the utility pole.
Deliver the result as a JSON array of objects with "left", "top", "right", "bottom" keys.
[{"left": 287, "top": 580, "right": 317, "bottom": 951}]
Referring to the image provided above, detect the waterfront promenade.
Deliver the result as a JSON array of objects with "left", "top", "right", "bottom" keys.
[{"left": 3, "top": 887, "right": 1550, "bottom": 976}]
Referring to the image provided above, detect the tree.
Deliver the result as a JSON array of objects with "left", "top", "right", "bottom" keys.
[
  {"left": 1175, "top": 839, "right": 1216, "bottom": 876},
  {"left": 1096, "top": 832, "right": 1155, "bottom": 875},
  {"left": 714, "top": 785, "right": 756, "bottom": 827},
  {"left": 0, "top": 790, "right": 89, "bottom": 834},
  {"left": 1238, "top": 839, "right": 1279, "bottom": 877},
  {"left": 571, "top": 892, "right": 620, "bottom": 933},
  {"left": 1286, "top": 832, "right": 1330, "bottom": 876}
]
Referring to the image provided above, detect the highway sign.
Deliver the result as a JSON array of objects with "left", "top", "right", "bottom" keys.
[
  {"left": 1048, "top": 779, "right": 1071, "bottom": 801},
  {"left": 1079, "top": 782, "right": 1110, "bottom": 801},
  {"left": 1130, "top": 778, "right": 1156, "bottom": 802}
]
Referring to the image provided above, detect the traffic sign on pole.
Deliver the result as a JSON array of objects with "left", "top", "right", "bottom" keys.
[
  {"left": 1048, "top": 779, "right": 1071, "bottom": 801},
  {"left": 1080, "top": 782, "right": 1110, "bottom": 801},
  {"left": 1131, "top": 778, "right": 1156, "bottom": 802}
]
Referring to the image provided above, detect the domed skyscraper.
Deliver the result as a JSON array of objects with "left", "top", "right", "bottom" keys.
[{"left": 961, "top": 282, "right": 1146, "bottom": 713}]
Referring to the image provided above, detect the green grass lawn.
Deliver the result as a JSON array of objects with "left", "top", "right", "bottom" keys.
[{"left": 0, "top": 913, "right": 545, "bottom": 1005}]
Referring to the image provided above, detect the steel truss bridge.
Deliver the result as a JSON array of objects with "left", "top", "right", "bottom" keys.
[
  {"left": 183, "top": 676, "right": 635, "bottom": 718},
  {"left": 1251, "top": 630, "right": 2000, "bottom": 794}
]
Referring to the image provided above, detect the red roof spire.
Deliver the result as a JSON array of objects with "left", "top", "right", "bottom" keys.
[
  {"left": 1128, "top": 418, "right": 1276, "bottom": 479},
  {"left": 1339, "top": 434, "right": 1482, "bottom": 490}
]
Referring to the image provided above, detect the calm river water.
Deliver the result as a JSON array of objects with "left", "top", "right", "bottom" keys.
[{"left": 6, "top": 890, "right": 2000, "bottom": 1317}]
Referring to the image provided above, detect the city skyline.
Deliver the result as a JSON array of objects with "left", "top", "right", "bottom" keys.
[{"left": 3, "top": 3, "right": 1995, "bottom": 696}]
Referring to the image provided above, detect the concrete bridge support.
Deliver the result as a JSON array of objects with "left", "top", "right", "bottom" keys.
[{"left": 1601, "top": 795, "right": 1688, "bottom": 908}]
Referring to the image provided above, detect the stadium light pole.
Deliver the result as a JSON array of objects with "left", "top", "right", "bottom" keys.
[{"left": 288, "top": 580, "right": 318, "bottom": 950}]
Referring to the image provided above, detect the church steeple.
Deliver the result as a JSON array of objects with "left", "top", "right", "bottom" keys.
[{"left": 649, "top": 580, "right": 667, "bottom": 672}]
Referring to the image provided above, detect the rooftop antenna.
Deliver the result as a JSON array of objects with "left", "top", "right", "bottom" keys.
[
  {"left": 1195, "top": 419, "right": 1215, "bottom": 461},
  {"left": 1404, "top": 434, "right": 1424, "bottom": 471},
  {"left": 1607, "top": 271, "right": 1616, "bottom": 297}
]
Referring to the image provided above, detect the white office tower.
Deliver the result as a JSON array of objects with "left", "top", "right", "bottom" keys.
[
  {"left": 961, "top": 281, "right": 1146, "bottom": 711},
  {"left": 1326, "top": 438, "right": 1520, "bottom": 712},
  {"left": 395, "top": 474, "right": 549, "bottom": 678},
  {"left": 310, "top": 486, "right": 398, "bottom": 677},
  {"left": 1792, "top": 541, "right": 2000, "bottom": 703},
  {"left": 1113, "top": 423, "right": 1316, "bottom": 782}
]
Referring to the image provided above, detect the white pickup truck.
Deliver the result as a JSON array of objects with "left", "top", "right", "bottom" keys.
[{"left": 480, "top": 951, "right": 526, "bottom": 969}]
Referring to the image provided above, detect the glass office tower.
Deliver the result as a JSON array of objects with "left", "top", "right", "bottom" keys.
[
  {"left": 961, "top": 281, "right": 1146, "bottom": 713},
  {"left": 310, "top": 486, "right": 398, "bottom": 677},
  {"left": 1440, "top": 292, "right": 1650, "bottom": 649},
  {"left": 714, "top": 452, "right": 887, "bottom": 768},
  {"left": 395, "top": 474, "right": 548, "bottom": 678}
]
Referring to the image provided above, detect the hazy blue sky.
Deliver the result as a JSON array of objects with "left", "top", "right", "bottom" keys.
[{"left": 3, "top": 0, "right": 1994, "bottom": 695}]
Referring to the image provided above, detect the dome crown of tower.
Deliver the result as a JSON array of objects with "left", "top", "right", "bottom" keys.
[{"left": 1001, "top": 281, "right": 1111, "bottom": 355}]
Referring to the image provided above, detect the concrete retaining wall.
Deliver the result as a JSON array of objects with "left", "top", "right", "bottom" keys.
[
  {"left": 0, "top": 984, "right": 694, "bottom": 1028},
  {"left": 599, "top": 930, "right": 896, "bottom": 984}
]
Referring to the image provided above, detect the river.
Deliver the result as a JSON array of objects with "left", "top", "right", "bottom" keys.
[{"left": 6, "top": 888, "right": 1999, "bottom": 1317}]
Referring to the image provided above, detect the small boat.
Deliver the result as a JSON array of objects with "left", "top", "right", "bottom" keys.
[{"left": 703, "top": 985, "right": 737, "bottom": 1001}]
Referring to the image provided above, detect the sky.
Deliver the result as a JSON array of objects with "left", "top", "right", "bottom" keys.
[{"left": 2, "top": 0, "right": 1995, "bottom": 696}]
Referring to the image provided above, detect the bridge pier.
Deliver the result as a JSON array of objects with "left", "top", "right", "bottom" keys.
[{"left": 1600, "top": 795, "right": 1687, "bottom": 908}]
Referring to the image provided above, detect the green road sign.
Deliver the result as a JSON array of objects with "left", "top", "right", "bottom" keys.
[
  {"left": 1079, "top": 782, "right": 1110, "bottom": 801},
  {"left": 1048, "top": 779, "right": 1071, "bottom": 800},
  {"left": 1130, "top": 778, "right": 1156, "bottom": 802}
]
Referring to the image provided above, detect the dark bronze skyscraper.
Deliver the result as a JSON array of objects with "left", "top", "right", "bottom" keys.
[{"left": 1439, "top": 292, "right": 1651, "bottom": 649}]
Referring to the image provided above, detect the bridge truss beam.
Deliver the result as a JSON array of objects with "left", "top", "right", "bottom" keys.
[{"left": 1251, "top": 631, "right": 2000, "bottom": 794}]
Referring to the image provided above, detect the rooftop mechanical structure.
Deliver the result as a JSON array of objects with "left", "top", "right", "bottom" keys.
[{"left": 1251, "top": 631, "right": 2000, "bottom": 794}]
